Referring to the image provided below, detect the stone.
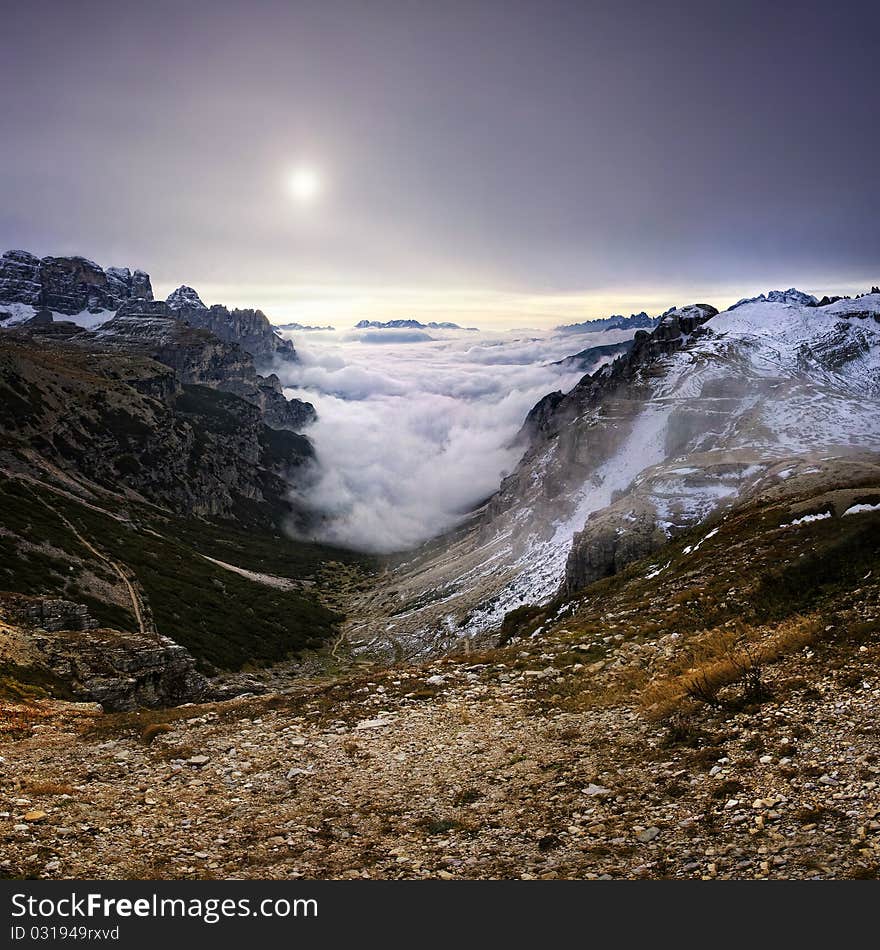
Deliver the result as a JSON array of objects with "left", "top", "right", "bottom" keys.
[
  {"left": 355, "top": 718, "right": 393, "bottom": 730},
  {"left": 584, "top": 783, "right": 612, "bottom": 798},
  {"left": 636, "top": 827, "right": 659, "bottom": 843},
  {"left": 24, "top": 811, "right": 47, "bottom": 823}
]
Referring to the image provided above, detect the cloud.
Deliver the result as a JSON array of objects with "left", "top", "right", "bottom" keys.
[
  {"left": 276, "top": 327, "right": 631, "bottom": 552},
  {"left": 354, "top": 329, "right": 434, "bottom": 344}
]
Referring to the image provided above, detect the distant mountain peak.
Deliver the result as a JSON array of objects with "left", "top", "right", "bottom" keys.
[
  {"left": 557, "top": 311, "right": 658, "bottom": 334},
  {"left": 729, "top": 288, "right": 818, "bottom": 310},
  {"left": 354, "top": 318, "right": 476, "bottom": 331},
  {"left": 166, "top": 285, "right": 207, "bottom": 310}
]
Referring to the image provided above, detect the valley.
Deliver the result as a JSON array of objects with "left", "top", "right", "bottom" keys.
[{"left": 1, "top": 250, "right": 879, "bottom": 879}]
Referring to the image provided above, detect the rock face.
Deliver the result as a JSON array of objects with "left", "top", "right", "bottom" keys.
[
  {"left": 81, "top": 299, "right": 315, "bottom": 431},
  {"left": 0, "top": 337, "right": 313, "bottom": 522},
  {"left": 563, "top": 501, "right": 667, "bottom": 592},
  {"left": 0, "top": 595, "right": 206, "bottom": 711},
  {"left": 0, "top": 250, "right": 153, "bottom": 314},
  {"left": 166, "top": 286, "right": 296, "bottom": 366}
]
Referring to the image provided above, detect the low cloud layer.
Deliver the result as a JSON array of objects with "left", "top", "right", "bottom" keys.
[{"left": 276, "top": 327, "right": 630, "bottom": 552}]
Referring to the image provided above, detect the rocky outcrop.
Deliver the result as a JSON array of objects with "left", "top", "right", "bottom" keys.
[
  {"left": 517, "top": 390, "right": 565, "bottom": 445},
  {"left": 81, "top": 299, "right": 315, "bottom": 431},
  {"left": 0, "top": 595, "right": 206, "bottom": 711},
  {"left": 0, "top": 337, "right": 313, "bottom": 523},
  {"left": 563, "top": 502, "right": 667, "bottom": 594},
  {"left": 166, "top": 288, "right": 296, "bottom": 366},
  {"left": 4, "top": 598, "right": 95, "bottom": 633},
  {"left": 165, "top": 285, "right": 206, "bottom": 310},
  {"left": 0, "top": 250, "right": 153, "bottom": 314}
]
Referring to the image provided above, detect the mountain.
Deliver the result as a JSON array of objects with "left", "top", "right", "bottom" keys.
[
  {"left": 0, "top": 253, "right": 371, "bottom": 706},
  {"left": 165, "top": 285, "right": 297, "bottom": 366},
  {"left": 551, "top": 338, "right": 634, "bottom": 371},
  {"left": 275, "top": 321, "right": 336, "bottom": 332},
  {"left": 0, "top": 250, "right": 152, "bottom": 322},
  {"left": 730, "top": 287, "right": 818, "bottom": 309},
  {"left": 347, "top": 296, "right": 880, "bottom": 660},
  {"left": 354, "top": 318, "right": 477, "bottom": 331},
  {"left": 557, "top": 310, "right": 658, "bottom": 333}
]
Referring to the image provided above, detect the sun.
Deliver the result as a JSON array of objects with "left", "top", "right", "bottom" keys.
[{"left": 286, "top": 165, "right": 322, "bottom": 203}]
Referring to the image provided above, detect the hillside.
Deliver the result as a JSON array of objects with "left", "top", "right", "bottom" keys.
[
  {"left": 2, "top": 474, "right": 877, "bottom": 879},
  {"left": 0, "top": 254, "right": 375, "bottom": 707},
  {"left": 342, "top": 295, "right": 880, "bottom": 661}
]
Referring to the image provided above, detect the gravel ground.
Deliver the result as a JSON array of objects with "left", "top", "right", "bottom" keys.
[{"left": 2, "top": 615, "right": 878, "bottom": 880}]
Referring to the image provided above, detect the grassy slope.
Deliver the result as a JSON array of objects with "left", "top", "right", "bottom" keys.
[
  {"left": 494, "top": 476, "right": 880, "bottom": 718},
  {"left": 0, "top": 477, "right": 373, "bottom": 671}
]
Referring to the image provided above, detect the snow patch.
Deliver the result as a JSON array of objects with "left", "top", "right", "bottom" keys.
[
  {"left": 780, "top": 511, "right": 833, "bottom": 528},
  {"left": 843, "top": 502, "right": 880, "bottom": 516}
]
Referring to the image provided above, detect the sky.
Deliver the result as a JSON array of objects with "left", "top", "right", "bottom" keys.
[{"left": 2, "top": 0, "right": 879, "bottom": 328}]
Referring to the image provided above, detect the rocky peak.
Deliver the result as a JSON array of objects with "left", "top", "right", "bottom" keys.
[
  {"left": 0, "top": 249, "right": 153, "bottom": 315},
  {"left": 78, "top": 301, "right": 314, "bottom": 431},
  {"left": 166, "top": 285, "right": 207, "bottom": 310},
  {"left": 177, "top": 303, "right": 297, "bottom": 367},
  {"left": 730, "top": 288, "right": 818, "bottom": 310}
]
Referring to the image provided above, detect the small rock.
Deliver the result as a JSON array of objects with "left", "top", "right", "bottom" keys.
[
  {"left": 355, "top": 717, "right": 393, "bottom": 730},
  {"left": 636, "top": 827, "right": 659, "bottom": 843},
  {"left": 584, "top": 783, "right": 612, "bottom": 798},
  {"left": 24, "top": 811, "right": 47, "bottom": 823}
]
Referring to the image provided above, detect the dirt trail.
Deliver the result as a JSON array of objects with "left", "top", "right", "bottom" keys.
[{"left": 26, "top": 486, "right": 152, "bottom": 639}]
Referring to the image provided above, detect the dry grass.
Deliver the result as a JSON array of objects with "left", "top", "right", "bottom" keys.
[
  {"left": 640, "top": 616, "right": 821, "bottom": 719},
  {"left": 22, "top": 780, "right": 77, "bottom": 796}
]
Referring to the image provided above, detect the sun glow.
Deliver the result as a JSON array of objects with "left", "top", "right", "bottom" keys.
[{"left": 286, "top": 165, "right": 322, "bottom": 203}]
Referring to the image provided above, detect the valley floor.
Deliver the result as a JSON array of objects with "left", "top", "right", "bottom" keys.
[
  {"left": 2, "top": 458, "right": 879, "bottom": 880},
  {"left": 2, "top": 610, "right": 878, "bottom": 880}
]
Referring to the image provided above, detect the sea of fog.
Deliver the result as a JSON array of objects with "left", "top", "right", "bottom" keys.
[{"left": 275, "top": 324, "right": 632, "bottom": 552}]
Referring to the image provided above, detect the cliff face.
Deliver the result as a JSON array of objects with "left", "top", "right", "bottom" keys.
[
  {"left": 0, "top": 250, "right": 152, "bottom": 315},
  {"left": 79, "top": 300, "right": 316, "bottom": 431},
  {"left": 0, "top": 336, "right": 311, "bottom": 523},
  {"left": 166, "top": 286, "right": 297, "bottom": 366}
]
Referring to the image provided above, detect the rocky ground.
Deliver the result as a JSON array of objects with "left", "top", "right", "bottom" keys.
[
  {"left": 1, "top": 600, "right": 878, "bottom": 880},
  {"left": 2, "top": 460, "right": 878, "bottom": 880}
]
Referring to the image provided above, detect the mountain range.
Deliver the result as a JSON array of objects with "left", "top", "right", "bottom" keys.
[
  {"left": 2, "top": 254, "right": 879, "bottom": 880},
  {"left": 557, "top": 310, "right": 659, "bottom": 333},
  {"left": 4, "top": 255, "right": 879, "bottom": 689},
  {"left": 353, "top": 318, "right": 478, "bottom": 331}
]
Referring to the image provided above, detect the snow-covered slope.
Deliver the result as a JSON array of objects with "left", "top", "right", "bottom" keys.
[{"left": 348, "top": 294, "right": 880, "bottom": 660}]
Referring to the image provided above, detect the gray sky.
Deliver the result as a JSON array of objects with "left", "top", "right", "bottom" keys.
[{"left": 2, "top": 0, "right": 878, "bottom": 327}]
